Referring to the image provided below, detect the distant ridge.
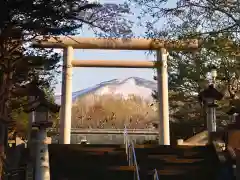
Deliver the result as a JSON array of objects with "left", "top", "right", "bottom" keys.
[{"left": 55, "top": 77, "right": 157, "bottom": 105}]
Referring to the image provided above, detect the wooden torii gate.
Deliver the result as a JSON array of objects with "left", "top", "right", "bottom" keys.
[{"left": 32, "top": 37, "right": 199, "bottom": 145}]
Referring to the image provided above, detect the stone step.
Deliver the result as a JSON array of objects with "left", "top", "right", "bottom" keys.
[
  {"left": 51, "top": 167, "right": 134, "bottom": 180},
  {"left": 48, "top": 144, "right": 220, "bottom": 180},
  {"left": 134, "top": 145, "right": 216, "bottom": 156}
]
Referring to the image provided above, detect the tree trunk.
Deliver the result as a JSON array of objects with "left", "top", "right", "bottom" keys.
[{"left": 0, "top": 68, "right": 13, "bottom": 179}]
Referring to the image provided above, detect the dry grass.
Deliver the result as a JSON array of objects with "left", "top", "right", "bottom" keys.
[
  {"left": 71, "top": 94, "right": 158, "bottom": 129},
  {"left": 70, "top": 94, "right": 203, "bottom": 140}
]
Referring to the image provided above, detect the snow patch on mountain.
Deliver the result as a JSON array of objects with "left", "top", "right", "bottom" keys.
[{"left": 55, "top": 77, "right": 157, "bottom": 105}]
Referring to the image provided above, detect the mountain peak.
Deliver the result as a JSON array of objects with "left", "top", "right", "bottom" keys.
[{"left": 55, "top": 77, "right": 156, "bottom": 105}]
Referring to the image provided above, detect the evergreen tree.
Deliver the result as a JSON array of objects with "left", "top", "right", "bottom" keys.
[{"left": 0, "top": 0, "right": 132, "bottom": 127}]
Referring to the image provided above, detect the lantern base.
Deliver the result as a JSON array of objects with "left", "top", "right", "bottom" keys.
[
  {"left": 207, "top": 103, "right": 218, "bottom": 108},
  {"left": 32, "top": 121, "right": 53, "bottom": 129}
]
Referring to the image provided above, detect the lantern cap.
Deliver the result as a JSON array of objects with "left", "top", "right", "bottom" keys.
[
  {"left": 226, "top": 106, "right": 238, "bottom": 115},
  {"left": 24, "top": 97, "right": 60, "bottom": 113},
  {"left": 227, "top": 99, "right": 240, "bottom": 115},
  {"left": 12, "top": 80, "right": 45, "bottom": 97},
  {"left": 198, "top": 84, "right": 223, "bottom": 102}
]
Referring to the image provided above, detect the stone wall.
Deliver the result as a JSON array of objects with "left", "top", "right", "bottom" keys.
[{"left": 52, "top": 134, "right": 158, "bottom": 144}]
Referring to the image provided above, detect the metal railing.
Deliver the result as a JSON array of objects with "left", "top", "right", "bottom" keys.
[
  {"left": 153, "top": 169, "right": 159, "bottom": 180},
  {"left": 124, "top": 126, "right": 129, "bottom": 156},
  {"left": 124, "top": 126, "right": 161, "bottom": 180},
  {"left": 124, "top": 126, "right": 140, "bottom": 180},
  {"left": 130, "top": 142, "right": 140, "bottom": 180}
]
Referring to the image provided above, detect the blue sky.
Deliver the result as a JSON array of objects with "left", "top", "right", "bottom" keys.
[{"left": 54, "top": 0, "right": 175, "bottom": 94}]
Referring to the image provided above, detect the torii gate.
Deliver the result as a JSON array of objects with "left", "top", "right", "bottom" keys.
[{"left": 32, "top": 37, "right": 199, "bottom": 145}]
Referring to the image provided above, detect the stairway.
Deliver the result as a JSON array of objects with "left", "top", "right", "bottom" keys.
[
  {"left": 48, "top": 144, "right": 134, "bottom": 180},
  {"left": 48, "top": 144, "right": 220, "bottom": 180},
  {"left": 134, "top": 145, "right": 220, "bottom": 180}
]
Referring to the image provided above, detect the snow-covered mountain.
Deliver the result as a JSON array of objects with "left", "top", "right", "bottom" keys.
[{"left": 55, "top": 77, "right": 157, "bottom": 105}]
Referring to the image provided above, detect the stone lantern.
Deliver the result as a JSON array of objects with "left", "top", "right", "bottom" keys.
[
  {"left": 12, "top": 79, "right": 61, "bottom": 180},
  {"left": 24, "top": 96, "right": 60, "bottom": 180},
  {"left": 199, "top": 84, "right": 223, "bottom": 143},
  {"left": 227, "top": 106, "right": 238, "bottom": 126},
  {"left": 227, "top": 99, "right": 240, "bottom": 128}
]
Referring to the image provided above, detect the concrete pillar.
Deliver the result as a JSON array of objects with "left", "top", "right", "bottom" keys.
[
  {"left": 59, "top": 46, "right": 73, "bottom": 144},
  {"left": 207, "top": 104, "right": 216, "bottom": 143},
  {"left": 157, "top": 48, "right": 170, "bottom": 145},
  {"left": 207, "top": 107, "right": 217, "bottom": 132},
  {"left": 35, "top": 128, "right": 50, "bottom": 180},
  {"left": 27, "top": 96, "right": 35, "bottom": 148}
]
